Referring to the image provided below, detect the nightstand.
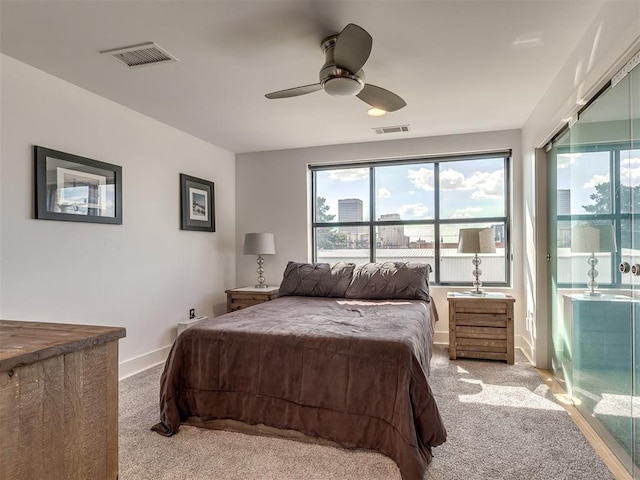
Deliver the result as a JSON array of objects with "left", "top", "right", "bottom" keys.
[
  {"left": 447, "top": 292, "right": 515, "bottom": 364},
  {"left": 563, "top": 293, "right": 639, "bottom": 371},
  {"left": 225, "top": 286, "right": 280, "bottom": 313}
]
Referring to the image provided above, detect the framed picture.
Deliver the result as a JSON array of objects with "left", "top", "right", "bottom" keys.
[
  {"left": 34, "top": 146, "right": 123, "bottom": 224},
  {"left": 180, "top": 174, "right": 215, "bottom": 232}
]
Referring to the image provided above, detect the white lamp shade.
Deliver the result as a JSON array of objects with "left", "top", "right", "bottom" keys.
[
  {"left": 571, "top": 225, "right": 616, "bottom": 253},
  {"left": 243, "top": 233, "right": 276, "bottom": 255},
  {"left": 457, "top": 228, "right": 496, "bottom": 254}
]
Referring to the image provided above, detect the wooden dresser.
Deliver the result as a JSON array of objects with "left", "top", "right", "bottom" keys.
[
  {"left": 0, "top": 320, "right": 126, "bottom": 480},
  {"left": 226, "top": 286, "right": 280, "bottom": 313},
  {"left": 447, "top": 292, "right": 515, "bottom": 364}
]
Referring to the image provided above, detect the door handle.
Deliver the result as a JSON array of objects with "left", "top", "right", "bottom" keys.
[{"left": 620, "top": 262, "right": 631, "bottom": 273}]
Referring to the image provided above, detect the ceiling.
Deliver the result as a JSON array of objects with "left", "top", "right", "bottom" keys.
[{"left": 0, "top": 0, "right": 611, "bottom": 154}]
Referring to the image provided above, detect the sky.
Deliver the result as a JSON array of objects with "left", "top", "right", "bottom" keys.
[{"left": 556, "top": 149, "right": 640, "bottom": 215}]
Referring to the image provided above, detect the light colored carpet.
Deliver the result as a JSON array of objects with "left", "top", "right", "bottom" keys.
[{"left": 119, "top": 345, "right": 614, "bottom": 479}]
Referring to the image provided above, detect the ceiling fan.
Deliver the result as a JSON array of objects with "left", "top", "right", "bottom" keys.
[{"left": 265, "top": 23, "right": 406, "bottom": 112}]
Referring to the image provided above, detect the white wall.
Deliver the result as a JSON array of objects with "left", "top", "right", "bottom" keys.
[
  {"left": 521, "top": 2, "right": 640, "bottom": 367},
  {"left": 0, "top": 55, "right": 237, "bottom": 377},
  {"left": 236, "top": 130, "right": 523, "bottom": 348}
]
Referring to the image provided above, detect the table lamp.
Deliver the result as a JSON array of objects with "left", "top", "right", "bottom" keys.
[
  {"left": 243, "top": 233, "right": 276, "bottom": 288},
  {"left": 458, "top": 228, "right": 496, "bottom": 295},
  {"left": 571, "top": 224, "right": 616, "bottom": 297}
]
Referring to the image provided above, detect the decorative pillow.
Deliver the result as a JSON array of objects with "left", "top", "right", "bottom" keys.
[
  {"left": 279, "top": 261, "right": 356, "bottom": 297},
  {"left": 344, "top": 261, "right": 431, "bottom": 301}
]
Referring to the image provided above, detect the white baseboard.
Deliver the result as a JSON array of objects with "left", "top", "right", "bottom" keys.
[
  {"left": 119, "top": 345, "right": 172, "bottom": 380},
  {"left": 434, "top": 331, "right": 449, "bottom": 345},
  {"left": 516, "top": 335, "right": 535, "bottom": 364}
]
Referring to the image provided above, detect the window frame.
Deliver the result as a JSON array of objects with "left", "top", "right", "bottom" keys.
[{"left": 310, "top": 151, "right": 512, "bottom": 287}]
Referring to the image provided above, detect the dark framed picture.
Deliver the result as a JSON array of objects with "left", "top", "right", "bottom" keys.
[
  {"left": 180, "top": 174, "right": 215, "bottom": 232},
  {"left": 34, "top": 146, "right": 123, "bottom": 224}
]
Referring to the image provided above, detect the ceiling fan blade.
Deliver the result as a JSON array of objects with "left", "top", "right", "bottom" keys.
[
  {"left": 333, "top": 23, "right": 372, "bottom": 74},
  {"left": 356, "top": 84, "right": 407, "bottom": 112},
  {"left": 265, "top": 83, "right": 323, "bottom": 99}
]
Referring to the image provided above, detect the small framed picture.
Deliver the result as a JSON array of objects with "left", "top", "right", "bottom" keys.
[
  {"left": 180, "top": 174, "right": 215, "bottom": 232},
  {"left": 34, "top": 146, "right": 123, "bottom": 224}
]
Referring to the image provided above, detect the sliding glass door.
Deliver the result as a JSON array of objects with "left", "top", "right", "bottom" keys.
[
  {"left": 549, "top": 61, "right": 640, "bottom": 475},
  {"left": 631, "top": 61, "right": 640, "bottom": 478}
]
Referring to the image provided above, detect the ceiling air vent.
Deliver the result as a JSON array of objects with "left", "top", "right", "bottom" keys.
[
  {"left": 373, "top": 125, "right": 410, "bottom": 135},
  {"left": 100, "top": 42, "right": 178, "bottom": 69}
]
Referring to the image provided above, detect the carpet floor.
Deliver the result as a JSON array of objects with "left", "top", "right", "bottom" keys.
[{"left": 119, "top": 345, "right": 614, "bottom": 479}]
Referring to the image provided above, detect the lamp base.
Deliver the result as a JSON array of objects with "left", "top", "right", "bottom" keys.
[
  {"left": 469, "top": 254, "right": 486, "bottom": 297},
  {"left": 468, "top": 290, "right": 486, "bottom": 296},
  {"left": 583, "top": 290, "right": 602, "bottom": 297},
  {"left": 254, "top": 255, "right": 268, "bottom": 290}
]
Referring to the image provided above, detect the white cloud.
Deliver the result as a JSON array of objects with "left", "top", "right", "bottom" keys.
[
  {"left": 557, "top": 153, "right": 581, "bottom": 169},
  {"left": 377, "top": 187, "right": 391, "bottom": 198},
  {"left": 583, "top": 173, "right": 610, "bottom": 189},
  {"left": 468, "top": 170, "right": 504, "bottom": 199},
  {"left": 408, "top": 165, "right": 504, "bottom": 199},
  {"left": 407, "top": 167, "right": 434, "bottom": 190},
  {"left": 440, "top": 168, "right": 466, "bottom": 189},
  {"left": 329, "top": 168, "right": 368, "bottom": 182},
  {"left": 621, "top": 166, "right": 640, "bottom": 187},
  {"left": 450, "top": 207, "right": 482, "bottom": 219},
  {"left": 438, "top": 168, "right": 504, "bottom": 199},
  {"left": 398, "top": 203, "right": 430, "bottom": 219}
]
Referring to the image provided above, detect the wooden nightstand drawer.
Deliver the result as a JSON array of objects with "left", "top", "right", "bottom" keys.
[
  {"left": 456, "top": 349, "right": 509, "bottom": 361},
  {"left": 454, "top": 314, "right": 507, "bottom": 328},
  {"left": 229, "top": 294, "right": 271, "bottom": 311},
  {"left": 226, "top": 286, "right": 280, "bottom": 313},
  {"left": 452, "top": 301, "right": 508, "bottom": 314},
  {"left": 456, "top": 325, "right": 507, "bottom": 339},
  {"left": 447, "top": 293, "right": 515, "bottom": 364},
  {"left": 457, "top": 337, "right": 508, "bottom": 352}
]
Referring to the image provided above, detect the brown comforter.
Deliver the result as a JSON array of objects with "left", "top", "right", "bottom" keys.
[{"left": 152, "top": 296, "right": 446, "bottom": 480}]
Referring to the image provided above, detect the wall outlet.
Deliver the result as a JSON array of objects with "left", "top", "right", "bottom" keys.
[{"left": 189, "top": 308, "right": 195, "bottom": 319}]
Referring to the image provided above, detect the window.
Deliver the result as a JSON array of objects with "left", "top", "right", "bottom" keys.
[
  {"left": 555, "top": 144, "right": 640, "bottom": 287},
  {"left": 311, "top": 152, "right": 511, "bottom": 286}
]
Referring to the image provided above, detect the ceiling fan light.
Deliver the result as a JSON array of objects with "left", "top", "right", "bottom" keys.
[
  {"left": 367, "top": 108, "right": 387, "bottom": 117},
  {"left": 324, "top": 76, "right": 364, "bottom": 96}
]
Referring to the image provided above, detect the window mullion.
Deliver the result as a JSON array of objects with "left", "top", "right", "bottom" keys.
[
  {"left": 370, "top": 166, "right": 375, "bottom": 262},
  {"left": 434, "top": 162, "right": 441, "bottom": 284},
  {"left": 311, "top": 170, "right": 318, "bottom": 262}
]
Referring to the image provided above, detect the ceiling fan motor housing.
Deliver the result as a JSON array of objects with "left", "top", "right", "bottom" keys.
[
  {"left": 264, "top": 23, "right": 405, "bottom": 112},
  {"left": 322, "top": 72, "right": 365, "bottom": 96},
  {"left": 320, "top": 36, "right": 365, "bottom": 96}
]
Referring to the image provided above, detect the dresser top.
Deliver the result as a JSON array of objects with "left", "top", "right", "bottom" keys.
[{"left": 0, "top": 320, "right": 126, "bottom": 372}]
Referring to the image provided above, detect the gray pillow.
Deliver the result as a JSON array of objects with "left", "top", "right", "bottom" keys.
[
  {"left": 344, "top": 262, "right": 431, "bottom": 301},
  {"left": 279, "top": 261, "right": 356, "bottom": 297}
]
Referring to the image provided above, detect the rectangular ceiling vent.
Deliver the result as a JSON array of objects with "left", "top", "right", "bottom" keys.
[
  {"left": 100, "top": 42, "right": 178, "bottom": 69},
  {"left": 373, "top": 125, "right": 410, "bottom": 135}
]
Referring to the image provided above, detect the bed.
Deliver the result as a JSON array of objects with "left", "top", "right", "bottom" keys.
[{"left": 152, "top": 261, "right": 447, "bottom": 480}]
